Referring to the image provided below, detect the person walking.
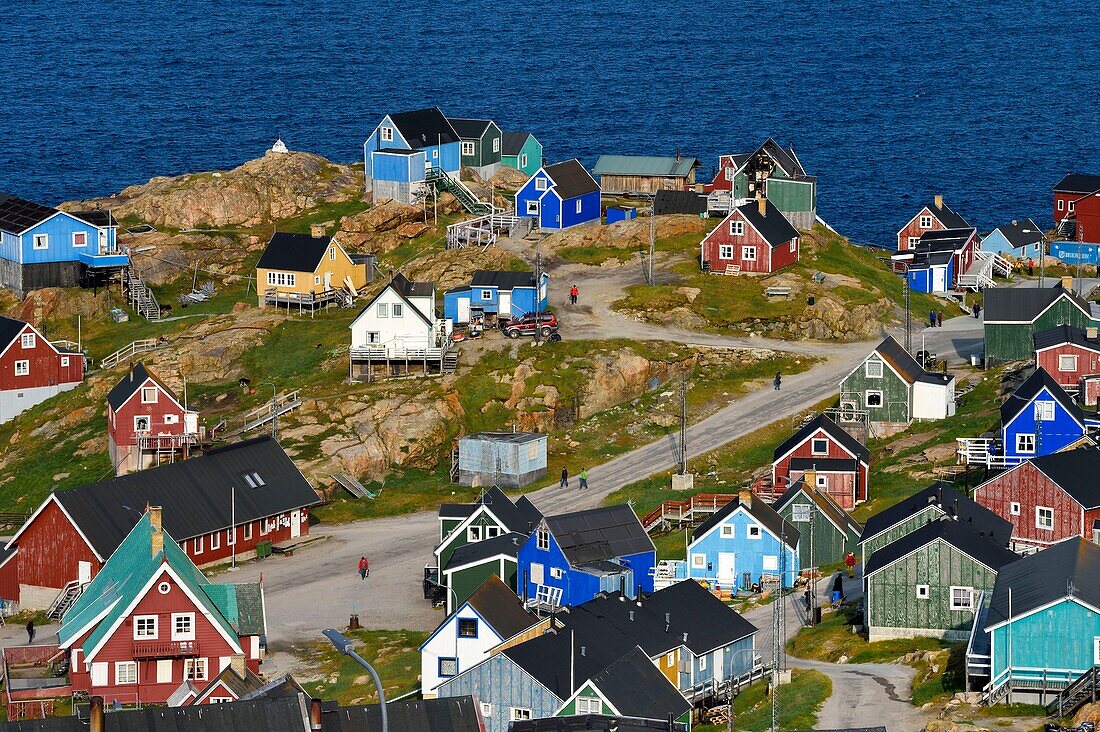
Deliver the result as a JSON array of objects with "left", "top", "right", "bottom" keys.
[
  {"left": 1027, "top": 258, "right": 1034, "bottom": 276},
  {"left": 579, "top": 468, "right": 589, "bottom": 490},
  {"left": 560, "top": 467, "right": 569, "bottom": 489},
  {"left": 26, "top": 620, "right": 35, "bottom": 644},
  {"left": 937, "top": 310, "right": 944, "bottom": 327},
  {"left": 569, "top": 284, "right": 579, "bottom": 305},
  {"left": 845, "top": 551, "right": 856, "bottom": 579},
  {"left": 973, "top": 301, "right": 982, "bottom": 319},
  {"left": 358, "top": 556, "right": 369, "bottom": 580},
  {"left": 773, "top": 372, "right": 782, "bottom": 391},
  {"left": 929, "top": 309, "right": 936, "bottom": 328}
]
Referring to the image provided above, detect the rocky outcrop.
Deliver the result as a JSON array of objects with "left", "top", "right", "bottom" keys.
[
  {"left": 488, "top": 166, "right": 529, "bottom": 190},
  {"left": 541, "top": 215, "right": 708, "bottom": 254},
  {"left": 336, "top": 194, "right": 462, "bottom": 255},
  {"left": 15, "top": 287, "right": 110, "bottom": 326},
  {"left": 123, "top": 231, "right": 250, "bottom": 286},
  {"left": 403, "top": 247, "right": 522, "bottom": 291},
  {"left": 136, "top": 308, "right": 284, "bottom": 383},
  {"left": 66, "top": 151, "right": 362, "bottom": 230}
]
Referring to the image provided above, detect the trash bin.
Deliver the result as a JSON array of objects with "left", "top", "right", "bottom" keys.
[
  {"left": 808, "top": 295, "right": 815, "bottom": 306},
  {"left": 256, "top": 541, "right": 272, "bottom": 559}
]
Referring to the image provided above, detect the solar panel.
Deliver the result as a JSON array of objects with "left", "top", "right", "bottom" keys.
[{"left": 0, "top": 194, "right": 58, "bottom": 232}]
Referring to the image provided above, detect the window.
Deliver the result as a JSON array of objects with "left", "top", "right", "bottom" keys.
[
  {"left": 1036, "top": 506, "right": 1054, "bottom": 531},
  {"left": 575, "top": 199, "right": 582, "bottom": 215},
  {"left": 209, "top": 697, "right": 234, "bottom": 704},
  {"left": 1095, "top": 637, "right": 1100, "bottom": 665},
  {"left": 377, "top": 303, "right": 389, "bottom": 318},
  {"left": 243, "top": 522, "right": 253, "bottom": 540},
  {"left": 315, "top": 275, "right": 321, "bottom": 285},
  {"left": 1059, "top": 199, "right": 1065, "bottom": 212},
  {"left": 260, "top": 519, "right": 271, "bottom": 536},
  {"left": 519, "top": 154, "right": 529, "bottom": 168},
  {"left": 380, "top": 126, "right": 394, "bottom": 142},
  {"left": 790, "top": 238, "right": 797, "bottom": 252},
  {"left": 20, "top": 333, "right": 35, "bottom": 349},
  {"left": 329, "top": 247, "right": 336, "bottom": 261},
  {"left": 1016, "top": 433, "right": 1036, "bottom": 454},
  {"left": 741, "top": 246, "right": 757, "bottom": 261},
  {"left": 865, "top": 360, "right": 883, "bottom": 378},
  {"left": 485, "top": 526, "right": 501, "bottom": 538},
  {"left": 210, "top": 531, "right": 221, "bottom": 550},
  {"left": 719, "top": 244, "right": 734, "bottom": 259},
  {"left": 691, "top": 553, "right": 706, "bottom": 568},
  {"left": 115, "top": 661, "right": 137, "bottom": 685},
  {"left": 724, "top": 167, "right": 734, "bottom": 181},
  {"left": 185, "top": 658, "right": 208, "bottom": 681},
  {"left": 461, "top": 141, "right": 475, "bottom": 156},
  {"left": 698, "top": 655, "right": 708, "bottom": 671},
  {"left": 1010, "top": 502, "right": 1021, "bottom": 516},
  {"left": 919, "top": 215, "right": 934, "bottom": 229},
  {"left": 534, "top": 177, "right": 548, "bottom": 191},
  {"left": 61, "top": 356, "right": 70, "bottom": 368},
  {"left": 141, "top": 386, "right": 158, "bottom": 403},
  {"left": 666, "top": 652, "right": 675, "bottom": 666},
  {"left": 194, "top": 535, "right": 204, "bottom": 554},
  {"left": 762, "top": 555, "right": 779, "bottom": 571},
  {"left": 158, "top": 581, "right": 171, "bottom": 594},
  {"left": 458, "top": 618, "right": 478, "bottom": 638},
  {"left": 816, "top": 475, "right": 829, "bottom": 490},
  {"left": 811, "top": 438, "right": 829, "bottom": 455},
  {"left": 468, "top": 525, "right": 483, "bottom": 542},
  {"left": 172, "top": 613, "right": 195, "bottom": 641},
  {"left": 72, "top": 231, "right": 87, "bottom": 247},
  {"left": 1070, "top": 200, "right": 1077, "bottom": 212},
  {"left": 481, "top": 702, "right": 493, "bottom": 717},
  {"left": 433, "top": 149, "right": 438, "bottom": 159},
  {"left": 241, "top": 471, "right": 265, "bottom": 488},
  {"left": 720, "top": 525, "right": 735, "bottom": 538},
  {"left": 367, "top": 331, "right": 380, "bottom": 344},
  {"left": 163, "top": 413, "right": 178, "bottom": 425},
  {"left": 33, "top": 234, "right": 48, "bottom": 250},
  {"left": 791, "top": 504, "right": 811, "bottom": 522},
  {"left": 536, "top": 527, "right": 550, "bottom": 551},
  {"left": 493, "top": 137, "right": 500, "bottom": 153},
  {"left": 511, "top": 708, "right": 532, "bottom": 721},
  {"left": 480, "top": 289, "right": 493, "bottom": 301},
  {"left": 266, "top": 271, "right": 296, "bottom": 287},
  {"left": 534, "top": 584, "right": 562, "bottom": 607},
  {"left": 392, "top": 303, "right": 403, "bottom": 318},
  {"left": 748, "top": 525, "right": 762, "bottom": 539},
  {"left": 865, "top": 390, "right": 884, "bottom": 408},
  {"left": 577, "top": 697, "right": 603, "bottom": 714},
  {"left": 134, "top": 615, "right": 158, "bottom": 639},
  {"left": 550, "top": 566, "right": 563, "bottom": 579},
  {"left": 13, "top": 360, "right": 28, "bottom": 376},
  {"left": 526, "top": 200, "right": 539, "bottom": 215},
  {"left": 1059, "top": 354, "right": 1079, "bottom": 372},
  {"left": 227, "top": 528, "right": 236, "bottom": 546},
  {"left": 1035, "top": 401, "right": 1055, "bottom": 421},
  {"left": 950, "top": 586, "right": 974, "bottom": 611},
  {"left": 729, "top": 221, "right": 745, "bottom": 236},
  {"left": 916, "top": 584, "right": 929, "bottom": 599}
]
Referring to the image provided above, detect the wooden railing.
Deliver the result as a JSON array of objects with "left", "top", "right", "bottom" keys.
[
  {"left": 100, "top": 338, "right": 164, "bottom": 370},
  {"left": 641, "top": 493, "right": 739, "bottom": 533},
  {"left": 131, "top": 640, "right": 199, "bottom": 658}
]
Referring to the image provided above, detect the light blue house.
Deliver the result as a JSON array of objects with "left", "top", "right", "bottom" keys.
[
  {"left": 968, "top": 537, "right": 1100, "bottom": 704},
  {"left": 0, "top": 194, "right": 127, "bottom": 297},
  {"left": 999, "top": 367, "right": 1088, "bottom": 464},
  {"left": 517, "top": 505, "right": 655, "bottom": 610},
  {"left": 443, "top": 269, "right": 549, "bottom": 324},
  {"left": 363, "top": 108, "right": 461, "bottom": 204},
  {"left": 682, "top": 492, "right": 800, "bottom": 591},
  {"left": 514, "top": 159, "right": 602, "bottom": 231},
  {"left": 981, "top": 219, "right": 1045, "bottom": 261}
]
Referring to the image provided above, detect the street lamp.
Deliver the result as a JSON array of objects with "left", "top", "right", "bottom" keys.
[
  {"left": 323, "top": 629, "right": 388, "bottom": 732},
  {"left": 724, "top": 647, "right": 758, "bottom": 732},
  {"left": 261, "top": 381, "right": 277, "bottom": 440}
]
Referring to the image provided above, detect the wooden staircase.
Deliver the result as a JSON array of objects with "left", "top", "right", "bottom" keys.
[
  {"left": 125, "top": 267, "right": 162, "bottom": 321},
  {"left": 47, "top": 580, "right": 86, "bottom": 621},
  {"left": 427, "top": 167, "right": 493, "bottom": 214},
  {"left": 219, "top": 390, "right": 303, "bottom": 440},
  {"left": 446, "top": 210, "right": 524, "bottom": 249},
  {"left": 1047, "top": 666, "right": 1100, "bottom": 718}
]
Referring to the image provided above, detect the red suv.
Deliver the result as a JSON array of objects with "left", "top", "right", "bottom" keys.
[{"left": 502, "top": 312, "right": 558, "bottom": 339}]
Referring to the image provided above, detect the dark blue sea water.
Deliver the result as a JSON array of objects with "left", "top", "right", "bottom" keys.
[{"left": 2, "top": 0, "right": 1099, "bottom": 247}]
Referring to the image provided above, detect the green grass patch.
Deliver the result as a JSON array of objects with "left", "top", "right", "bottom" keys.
[
  {"left": 786, "top": 605, "right": 954, "bottom": 664},
  {"left": 695, "top": 669, "right": 831, "bottom": 732},
  {"left": 557, "top": 245, "right": 637, "bottom": 265},
  {"left": 910, "top": 645, "right": 966, "bottom": 707},
  {"left": 297, "top": 628, "right": 428, "bottom": 705}
]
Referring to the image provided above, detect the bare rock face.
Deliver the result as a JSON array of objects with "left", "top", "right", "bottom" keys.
[
  {"left": 124, "top": 231, "right": 248, "bottom": 286},
  {"left": 139, "top": 309, "right": 283, "bottom": 383},
  {"left": 65, "top": 151, "right": 362, "bottom": 230},
  {"left": 403, "top": 247, "right": 521, "bottom": 291},
  {"left": 489, "top": 166, "right": 529, "bottom": 190},
  {"left": 540, "top": 215, "right": 707, "bottom": 253},
  {"left": 336, "top": 200, "right": 424, "bottom": 255},
  {"left": 16, "top": 287, "right": 109, "bottom": 325}
]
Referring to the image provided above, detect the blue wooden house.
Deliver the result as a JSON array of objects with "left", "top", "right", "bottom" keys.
[
  {"left": 443, "top": 270, "right": 549, "bottom": 324},
  {"left": 682, "top": 491, "right": 800, "bottom": 591},
  {"left": 0, "top": 194, "right": 127, "bottom": 297},
  {"left": 967, "top": 537, "right": 1100, "bottom": 704},
  {"left": 999, "top": 367, "right": 1088, "bottom": 464},
  {"left": 981, "top": 219, "right": 1045, "bottom": 261},
  {"left": 517, "top": 505, "right": 655, "bottom": 609},
  {"left": 362, "top": 108, "right": 461, "bottom": 204},
  {"left": 514, "top": 159, "right": 602, "bottom": 231}
]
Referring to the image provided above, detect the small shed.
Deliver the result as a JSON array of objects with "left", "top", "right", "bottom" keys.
[
  {"left": 605, "top": 206, "right": 636, "bottom": 224},
  {"left": 457, "top": 432, "right": 547, "bottom": 487}
]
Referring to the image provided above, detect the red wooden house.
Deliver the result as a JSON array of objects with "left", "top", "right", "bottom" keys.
[
  {"left": 896, "top": 195, "right": 970, "bottom": 252},
  {"left": 0, "top": 436, "right": 319, "bottom": 609},
  {"left": 107, "top": 362, "right": 200, "bottom": 476},
  {"left": 56, "top": 507, "right": 266, "bottom": 707},
  {"left": 0, "top": 315, "right": 83, "bottom": 424},
  {"left": 1033, "top": 325, "right": 1100, "bottom": 395},
  {"left": 1070, "top": 189, "right": 1100, "bottom": 244},
  {"left": 974, "top": 448, "right": 1100, "bottom": 552},
  {"left": 166, "top": 656, "right": 297, "bottom": 706},
  {"left": 700, "top": 198, "right": 800, "bottom": 275},
  {"left": 1053, "top": 173, "right": 1100, "bottom": 225},
  {"left": 771, "top": 414, "right": 870, "bottom": 509}
]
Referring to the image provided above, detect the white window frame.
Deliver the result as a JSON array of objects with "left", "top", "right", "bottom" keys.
[
  {"left": 691, "top": 553, "right": 706, "bottom": 568},
  {"left": 377, "top": 303, "right": 389, "bottom": 318},
  {"left": 172, "top": 612, "right": 195, "bottom": 641},
  {"left": 790, "top": 238, "right": 797, "bottom": 252},
  {"left": 724, "top": 167, "right": 734, "bottom": 181},
  {"left": 665, "top": 652, "right": 675, "bottom": 665},
  {"left": 1010, "top": 502, "right": 1021, "bottom": 516},
  {"left": 134, "top": 615, "right": 158, "bottom": 639},
  {"left": 210, "top": 531, "right": 221, "bottom": 550},
  {"left": 163, "top": 413, "right": 178, "bottom": 425},
  {"left": 461, "top": 141, "right": 475, "bottom": 156},
  {"left": 227, "top": 527, "right": 236, "bottom": 546},
  {"left": 520, "top": 153, "right": 528, "bottom": 168},
  {"left": 534, "top": 584, "right": 562, "bottom": 607},
  {"left": 1059, "top": 199, "right": 1066, "bottom": 212},
  {"left": 950, "top": 586, "right": 974, "bottom": 611},
  {"left": 511, "top": 708, "right": 533, "bottom": 721},
  {"left": 72, "top": 231, "right": 87, "bottom": 248},
  {"left": 919, "top": 215, "right": 934, "bottom": 229},
  {"left": 32, "top": 233, "right": 48, "bottom": 250},
  {"left": 1070, "top": 200, "right": 1077, "bottom": 212},
  {"left": 1035, "top": 401, "right": 1055, "bottom": 421},
  {"left": 916, "top": 584, "right": 929, "bottom": 599},
  {"left": 729, "top": 221, "right": 745, "bottom": 236},
  {"left": 865, "top": 360, "right": 883, "bottom": 378},
  {"left": 907, "top": 236, "right": 920, "bottom": 248},
  {"left": 536, "top": 527, "right": 550, "bottom": 551},
  {"left": 61, "top": 356, "right": 70, "bottom": 368},
  {"left": 741, "top": 246, "right": 757, "bottom": 261},
  {"left": 141, "top": 386, "right": 158, "bottom": 404},
  {"left": 791, "top": 504, "right": 811, "bottom": 523},
  {"left": 1016, "top": 433, "right": 1036, "bottom": 454},
  {"left": 485, "top": 525, "right": 501, "bottom": 539},
  {"left": 194, "top": 535, "right": 204, "bottom": 554},
  {"left": 718, "top": 244, "right": 734, "bottom": 259},
  {"left": 699, "top": 654, "right": 708, "bottom": 671},
  {"left": 534, "top": 177, "right": 548, "bottom": 192},
  {"left": 720, "top": 525, "right": 735, "bottom": 538},
  {"left": 575, "top": 199, "right": 583, "bottom": 215},
  {"left": 209, "top": 697, "right": 234, "bottom": 704},
  {"left": 380, "top": 126, "right": 393, "bottom": 143},
  {"left": 134, "top": 415, "right": 151, "bottom": 432},
  {"left": 13, "top": 360, "right": 29, "bottom": 377},
  {"left": 392, "top": 303, "right": 403, "bottom": 318},
  {"left": 1059, "top": 354, "right": 1079, "bottom": 372},
  {"left": 747, "top": 525, "right": 762, "bottom": 539},
  {"left": 865, "top": 390, "right": 884, "bottom": 408},
  {"left": 816, "top": 474, "right": 829, "bottom": 490},
  {"left": 481, "top": 702, "right": 493, "bottom": 717},
  {"left": 480, "top": 289, "right": 493, "bottom": 302},
  {"left": 468, "top": 525, "right": 483, "bottom": 542},
  {"left": 526, "top": 200, "right": 539, "bottom": 215},
  {"left": 811, "top": 438, "right": 829, "bottom": 455},
  {"left": 115, "top": 661, "right": 137, "bottom": 685},
  {"left": 185, "top": 658, "right": 208, "bottom": 682},
  {"left": 550, "top": 566, "right": 563, "bottom": 579},
  {"left": 329, "top": 247, "right": 336, "bottom": 261},
  {"left": 1036, "top": 506, "right": 1054, "bottom": 531},
  {"left": 243, "top": 522, "right": 253, "bottom": 540},
  {"left": 20, "top": 333, "right": 35, "bottom": 349},
  {"left": 762, "top": 555, "right": 779, "bottom": 571},
  {"left": 492, "top": 137, "right": 500, "bottom": 153},
  {"left": 576, "top": 697, "right": 603, "bottom": 714}
]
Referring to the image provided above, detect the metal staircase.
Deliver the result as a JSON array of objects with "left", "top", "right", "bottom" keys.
[
  {"left": 1057, "top": 216, "right": 1078, "bottom": 240},
  {"left": 125, "top": 267, "right": 162, "bottom": 321},
  {"left": 47, "top": 580, "right": 86, "bottom": 620},
  {"left": 1047, "top": 666, "right": 1100, "bottom": 718},
  {"left": 958, "top": 250, "right": 1011, "bottom": 290},
  {"left": 219, "top": 390, "right": 302, "bottom": 441},
  {"left": 426, "top": 167, "right": 493, "bottom": 214}
]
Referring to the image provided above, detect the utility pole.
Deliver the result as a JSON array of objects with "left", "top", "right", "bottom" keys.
[
  {"left": 808, "top": 501, "right": 816, "bottom": 627},
  {"left": 771, "top": 525, "right": 785, "bottom": 732},
  {"left": 678, "top": 373, "right": 687, "bottom": 474},
  {"left": 534, "top": 246, "right": 543, "bottom": 345},
  {"left": 901, "top": 262, "right": 912, "bottom": 354},
  {"left": 648, "top": 204, "right": 655, "bottom": 285}
]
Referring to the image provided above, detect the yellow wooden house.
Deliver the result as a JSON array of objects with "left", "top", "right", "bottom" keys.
[{"left": 256, "top": 233, "right": 370, "bottom": 312}]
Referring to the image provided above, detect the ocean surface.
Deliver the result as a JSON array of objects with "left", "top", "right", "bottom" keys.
[{"left": 2, "top": 0, "right": 1098, "bottom": 247}]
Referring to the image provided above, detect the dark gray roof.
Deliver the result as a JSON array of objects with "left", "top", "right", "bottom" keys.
[
  {"left": 985, "top": 537, "right": 1100, "bottom": 630},
  {"left": 0, "top": 316, "right": 29, "bottom": 351},
  {"left": 438, "top": 503, "right": 476, "bottom": 520},
  {"left": 863, "top": 517, "right": 1018, "bottom": 577},
  {"left": 922, "top": 199, "right": 970, "bottom": 229},
  {"left": 323, "top": 695, "right": 484, "bottom": 732},
  {"left": 860, "top": 484, "right": 1011, "bottom": 545},
  {"left": 501, "top": 131, "right": 536, "bottom": 156},
  {"left": 470, "top": 269, "right": 537, "bottom": 290},
  {"left": 444, "top": 531, "right": 524, "bottom": 570},
  {"left": 909, "top": 249, "right": 954, "bottom": 268},
  {"left": 106, "top": 362, "right": 181, "bottom": 412},
  {"left": 1055, "top": 173, "right": 1100, "bottom": 194},
  {"left": 545, "top": 505, "right": 654, "bottom": 566},
  {"left": 916, "top": 227, "right": 975, "bottom": 252},
  {"left": 512, "top": 716, "right": 686, "bottom": 732},
  {"left": 195, "top": 664, "right": 268, "bottom": 701},
  {"left": 256, "top": 232, "right": 331, "bottom": 273},
  {"left": 0, "top": 194, "right": 57, "bottom": 233},
  {"left": 734, "top": 199, "right": 800, "bottom": 246},
  {"left": 391, "top": 272, "right": 434, "bottom": 298},
  {"left": 587, "top": 646, "right": 690, "bottom": 720},
  {"left": 774, "top": 479, "right": 862, "bottom": 537},
  {"left": 1029, "top": 448, "right": 1100, "bottom": 508},
  {"left": 388, "top": 108, "right": 460, "bottom": 149},
  {"left": 773, "top": 414, "right": 870, "bottom": 464},
  {"left": 51, "top": 437, "right": 319, "bottom": 556},
  {"left": 477, "top": 485, "right": 543, "bottom": 533},
  {"left": 543, "top": 159, "right": 601, "bottom": 199},
  {"left": 991, "top": 219, "right": 1045, "bottom": 249},
  {"left": 636, "top": 579, "right": 758, "bottom": 653},
  {"left": 999, "top": 367, "right": 1082, "bottom": 425},
  {"left": 465, "top": 574, "right": 539, "bottom": 638},
  {"left": 757, "top": 138, "right": 806, "bottom": 177},
  {"left": 1033, "top": 324, "right": 1100, "bottom": 353},
  {"left": 692, "top": 495, "right": 800, "bottom": 548},
  {"left": 983, "top": 282, "right": 1091, "bottom": 323},
  {"left": 69, "top": 209, "right": 116, "bottom": 228},
  {"left": 503, "top": 623, "right": 624, "bottom": 698},
  {"left": 653, "top": 190, "right": 707, "bottom": 216},
  {"left": 462, "top": 431, "right": 544, "bottom": 444},
  {"left": 873, "top": 335, "right": 938, "bottom": 385},
  {"left": 448, "top": 117, "right": 494, "bottom": 139},
  {"left": 376, "top": 148, "right": 421, "bottom": 156}
]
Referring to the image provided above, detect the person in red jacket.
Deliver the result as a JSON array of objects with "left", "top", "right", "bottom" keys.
[
  {"left": 358, "top": 556, "right": 369, "bottom": 580},
  {"left": 844, "top": 552, "right": 856, "bottom": 579}
]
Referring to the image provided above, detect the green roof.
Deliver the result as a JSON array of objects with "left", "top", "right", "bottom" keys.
[
  {"left": 592, "top": 154, "right": 699, "bottom": 178},
  {"left": 204, "top": 582, "right": 266, "bottom": 636}
]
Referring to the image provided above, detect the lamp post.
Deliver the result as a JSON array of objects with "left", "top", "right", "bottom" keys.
[
  {"left": 261, "top": 381, "right": 277, "bottom": 440},
  {"left": 323, "top": 629, "right": 388, "bottom": 732},
  {"left": 724, "top": 646, "right": 757, "bottom": 732}
]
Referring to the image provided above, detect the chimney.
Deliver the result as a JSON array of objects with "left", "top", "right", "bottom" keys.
[
  {"left": 90, "top": 696, "right": 104, "bottom": 732},
  {"left": 149, "top": 506, "right": 163, "bottom": 558},
  {"left": 803, "top": 470, "right": 817, "bottom": 489},
  {"left": 757, "top": 197, "right": 767, "bottom": 216},
  {"left": 1011, "top": 219, "right": 1018, "bottom": 226},
  {"left": 580, "top": 645, "right": 586, "bottom": 657},
  {"left": 1088, "top": 327, "right": 1098, "bottom": 341},
  {"left": 675, "top": 148, "right": 682, "bottom": 162},
  {"left": 629, "top": 610, "right": 635, "bottom": 621},
  {"left": 1062, "top": 276, "right": 1074, "bottom": 291},
  {"left": 739, "top": 490, "right": 753, "bottom": 508},
  {"left": 682, "top": 632, "right": 688, "bottom": 643},
  {"left": 310, "top": 696, "right": 323, "bottom": 731},
  {"left": 934, "top": 194, "right": 944, "bottom": 209},
  {"left": 230, "top": 653, "right": 247, "bottom": 678},
  {"left": 310, "top": 223, "right": 327, "bottom": 238}
]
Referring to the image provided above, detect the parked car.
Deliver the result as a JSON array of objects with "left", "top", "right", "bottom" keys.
[{"left": 502, "top": 312, "right": 558, "bottom": 339}]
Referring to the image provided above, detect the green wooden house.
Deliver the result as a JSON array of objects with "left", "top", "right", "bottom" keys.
[
  {"left": 773, "top": 477, "right": 862, "bottom": 569},
  {"left": 556, "top": 646, "right": 691, "bottom": 727},
  {"left": 859, "top": 484, "right": 1011, "bottom": 567},
  {"left": 710, "top": 138, "right": 816, "bottom": 229},
  {"left": 864, "top": 518, "right": 1018, "bottom": 641},
  {"left": 449, "top": 117, "right": 503, "bottom": 181},
  {"left": 501, "top": 132, "right": 543, "bottom": 177},
  {"left": 441, "top": 532, "right": 525, "bottom": 613},
  {"left": 839, "top": 335, "right": 956, "bottom": 432},
  {"left": 984, "top": 282, "right": 1098, "bottom": 362}
]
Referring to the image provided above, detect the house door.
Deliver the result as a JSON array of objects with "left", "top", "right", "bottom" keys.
[
  {"left": 499, "top": 291, "right": 512, "bottom": 318},
  {"left": 78, "top": 561, "right": 92, "bottom": 585},
  {"left": 717, "top": 552, "right": 736, "bottom": 582},
  {"left": 932, "top": 266, "right": 946, "bottom": 293},
  {"left": 324, "top": 272, "right": 332, "bottom": 290},
  {"left": 457, "top": 298, "right": 471, "bottom": 323},
  {"left": 98, "top": 229, "right": 109, "bottom": 254},
  {"left": 290, "top": 510, "right": 301, "bottom": 538}
]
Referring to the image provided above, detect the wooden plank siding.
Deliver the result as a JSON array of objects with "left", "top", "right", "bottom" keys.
[
  {"left": 437, "top": 512, "right": 507, "bottom": 570},
  {"left": 448, "top": 557, "right": 517, "bottom": 612},
  {"left": 990, "top": 598, "right": 1100, "bottom": 688},
  {"left": 438, "top": 653, "right": 562, "bottom": 732},
  {"left": 860, "top": 506, "right": 942, "bottom": 566},
  {"left": 599, "top": 174, "right": 693, "bottom": 194},
  {"left": 841, "top": 355, "right": 912, "bottom": 426},
  {"left": 773, "top": 428, "right": 867, "bottom": 509},
  {"left": 867, "top": 539, "right": 1000, "bottom": 640},
  {"left": 14, "top": 499, "right": 100, "bottom": 604},
  {"left": 1036, "top": 342, "right": 1100, "bottom": 391},
  {"left": 974, "top": 461, "right": 1085, "bottom": 550},
  {"left": 776, "top": 490, "right": 857, "bottom": 568},
  {"left": 897, "top": 207, "right": 948, "bottom": 251},
  {"left": 986, "top": 299, "right": 1096, "bottom": 361}
]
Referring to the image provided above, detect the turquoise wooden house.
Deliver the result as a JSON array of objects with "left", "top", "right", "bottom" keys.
[
  {"left": 773, "top": 478, "right": 862, "bottom": 569},
  {"left": 968, "top": 537, "right": 1100, "bottom": 704},
  {"left": 448, "top": 117, "right": 503, "bottom": 181},
  {"left": 514, "top": 159, "right": 602, "bottom": 231},
  {"left": 362, "top": 108, "right": 461, "bottom": 204},
  {"left": 981, "top": 219, "right": 1045, "bottom": 260},
  {"left": 501, "top": 132, "right": 542, "bottom": 177},
  {"left": 682, "top": 492, "right": 800, "bottom": 591}
]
